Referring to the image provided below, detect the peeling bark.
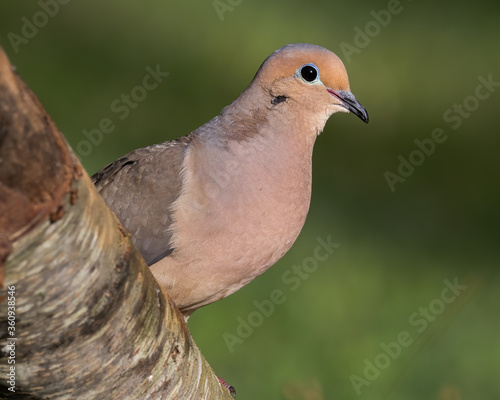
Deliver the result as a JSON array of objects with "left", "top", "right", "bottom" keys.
[{"left": 0, "top": 47, "right": 231, "bottom": 400}]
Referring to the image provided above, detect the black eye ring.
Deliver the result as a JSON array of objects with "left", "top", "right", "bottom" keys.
[{"left": 298, "top": 64, "right": 319, "bottom": 83}]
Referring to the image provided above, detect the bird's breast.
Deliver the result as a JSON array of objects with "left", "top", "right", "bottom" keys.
[{"left": 153, "top": 134, "right": 314, "bottom": 310}]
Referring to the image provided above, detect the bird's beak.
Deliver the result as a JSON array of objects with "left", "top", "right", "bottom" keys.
[{"left": 327, "top": 89, "right": 369, "bottom": 123}]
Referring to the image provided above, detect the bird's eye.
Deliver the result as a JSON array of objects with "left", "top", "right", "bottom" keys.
[{"left": 298, "top": 64, "right": 319, "bottom": 83}]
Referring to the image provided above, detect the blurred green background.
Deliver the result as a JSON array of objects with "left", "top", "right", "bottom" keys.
[{"left": 2, "top": 1, "right": 499, "bottom": 399}]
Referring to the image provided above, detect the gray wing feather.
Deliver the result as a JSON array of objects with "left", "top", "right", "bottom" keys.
[{"left": 92, "top": 136, "right": 191, "bottom": 265}]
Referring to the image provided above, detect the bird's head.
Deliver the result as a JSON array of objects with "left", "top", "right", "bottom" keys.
[{"left": 252, "top": 43, "right": 368, "bottom": 130}]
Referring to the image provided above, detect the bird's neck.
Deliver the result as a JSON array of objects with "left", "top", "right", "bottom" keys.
[
  {"left": 188, "top": 90, "right": 318, "bottom": 221},
  {"left": 195, "top": 84, "right": 322, "bottom": 151}
]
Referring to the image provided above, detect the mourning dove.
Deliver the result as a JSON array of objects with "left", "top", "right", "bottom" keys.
[{"left": 93, "top": 43, "right": 368, "bottom": 317}]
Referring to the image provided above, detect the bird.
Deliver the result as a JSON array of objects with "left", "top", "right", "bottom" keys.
[{"left": 92, "top": 43, "right": 368, "bottom": 318}]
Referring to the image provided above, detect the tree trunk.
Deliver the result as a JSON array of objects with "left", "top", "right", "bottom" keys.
[{"left": 0, "top": 47, "right": 232, "bottom": 400}]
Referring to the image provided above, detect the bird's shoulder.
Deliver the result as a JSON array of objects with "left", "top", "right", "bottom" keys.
[
  {"left": 92, "top": 135, "right": 192, "bottom": 191},
  {"left": 91, "top": 135, "right": 193, "bottom": 266}
]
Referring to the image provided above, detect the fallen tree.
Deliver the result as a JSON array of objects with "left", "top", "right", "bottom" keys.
[{"left": 0, "top": 47, "right": 231, "bottom": 400}]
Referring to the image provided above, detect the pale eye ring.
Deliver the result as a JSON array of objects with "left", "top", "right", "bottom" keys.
[{"left": 298, "top": 63, "right": 319, "bottom": 83}]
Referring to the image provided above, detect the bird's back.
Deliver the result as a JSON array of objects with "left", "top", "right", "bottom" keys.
[{"left": 92, "top": 137, "right": 191, "bottom": 265}]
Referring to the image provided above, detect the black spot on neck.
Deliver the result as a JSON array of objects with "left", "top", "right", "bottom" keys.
[{"left": 271, "top": 95, "right": 287, "bottom": 105}]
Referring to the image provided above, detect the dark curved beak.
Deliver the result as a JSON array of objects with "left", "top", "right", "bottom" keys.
[{"left": 327, "top": 89, "right": 369, "bottom": 123}]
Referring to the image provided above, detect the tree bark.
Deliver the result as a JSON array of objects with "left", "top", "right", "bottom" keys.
[{"left": 0, "top": 47, "right": 232, "bottom": 400}]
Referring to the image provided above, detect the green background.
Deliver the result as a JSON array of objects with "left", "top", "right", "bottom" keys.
[{"left": 2, "top": 1, "right": 499, "bottom": 399}]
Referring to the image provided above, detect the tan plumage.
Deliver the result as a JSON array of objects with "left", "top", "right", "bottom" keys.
[{"left": 93, "top": 43, "right": 368, "bottom": 316}]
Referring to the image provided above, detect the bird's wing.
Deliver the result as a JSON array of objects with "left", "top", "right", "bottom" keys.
[{"left": 92, "top": 136, "right": 191, "bottom": 265}]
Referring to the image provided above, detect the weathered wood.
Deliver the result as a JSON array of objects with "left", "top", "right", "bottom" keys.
[{"left": 0, "top": 47, "right": 231, "bottom": 400}]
